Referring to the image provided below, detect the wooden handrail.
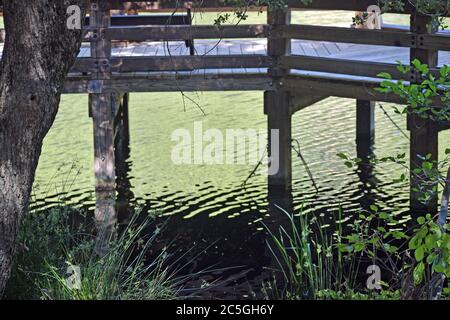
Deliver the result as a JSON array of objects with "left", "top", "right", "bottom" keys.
[
  {"left": 95, "top": 24, "right": 269, "bottom": 41},
  {"left": 281, "top": 24, "right": 414, "bottom": 48},
  {"left": 281, "top": 55, "right": 442, "bottom": 79},
  {"left": 84, "top": 13, "right": 192, "bottom": 27},
  {"left": 72, "top": 55, "right": 271, "bottom": 73},
  {"left": 106, "top": 0, "right": 449, "bottom": 16}
]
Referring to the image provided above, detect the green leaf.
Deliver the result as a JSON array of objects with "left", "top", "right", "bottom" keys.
[
  {"left": 425, "top": 234, "right": 436, "bottom": 250},
  {"left": 384, "top": 244, "right": 398, "bottom": 253},
  {"left": 413, "top": 262, "right": 425, "bottom": 285},
  {"left": 415, "top": 246, "right": 425, "bottom": 261},
  {"left": 379, "top": 212, "right": 389, "bottom": 220},
  {"left": 392, "top": 231, "right": 407, "bottom": 240},
  {"left": 422, "top": 161, "right": 433, "bottom": 171},
  {"left": 397, "top": 63, "right": 410, "bottom": 74},
  {"left": 336, "top": 153, "right": 348, "bottom": 160},
  {"left": 427, "top": 252, "right": 437, "bottom": 264},
  {"left": 409, "top": 235, "right": 422, "bottom": 250},
  {"left": 354, "top": 243, "right": 365, "bottom": 252},
  {"left": 377, "top": 72, "right": 392, "bottom": 79}
]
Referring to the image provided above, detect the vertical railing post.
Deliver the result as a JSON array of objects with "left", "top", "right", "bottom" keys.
[
  {"left": 409, "top": 12, "right": 439, "bottom": 218},
  {"left": 89, "top": 1, "right": 116, "bottom": 243},
  {"left": 265, "top": 6, "right": 293, "bottom": 212}
]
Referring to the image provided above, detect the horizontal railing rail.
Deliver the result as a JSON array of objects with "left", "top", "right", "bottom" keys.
[
  {"left": 281, "top": 55, "right": 442, "bottom": 79},
  {"left": 282, "top": 56, "right": 405, "bottom": 79},
  {"left": 72, "top": 55, "right": 271, "bottom": 73},
  {"left": 280, "top": 24, "right": 415, "bottom": 48},
  {"left": 107, "top": 0, "right": 450, "bottom": 16},
  {"left": 86, "top": 24, "right": 269, "bottom": 42},
  {"left": 84, "top": 13, "right": 192, "bottom": 27}
]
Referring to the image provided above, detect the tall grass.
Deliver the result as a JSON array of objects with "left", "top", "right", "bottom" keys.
[
  {"left": 263, "top": 206, "right": 362, "bottom": 300},
  {"left": 5, "top": 206, "right": 199, "bottom": 300}
]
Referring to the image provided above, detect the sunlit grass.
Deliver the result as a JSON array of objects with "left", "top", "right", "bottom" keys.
[{"left": 5, "top": 207, "right": 197, "bottom": 300}]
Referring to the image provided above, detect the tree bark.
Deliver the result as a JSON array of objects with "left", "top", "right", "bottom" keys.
[{"left": 0, "top": 0, "right": 85, "bottom": 296}]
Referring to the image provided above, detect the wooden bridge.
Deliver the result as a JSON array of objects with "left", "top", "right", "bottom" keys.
[{"left": 13, "top": 0, "right": 450, "bottom": 224}]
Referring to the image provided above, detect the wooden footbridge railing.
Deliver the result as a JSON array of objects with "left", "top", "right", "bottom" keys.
[{"left": 15, "top": 0, "right": 450, "bottom": 222}]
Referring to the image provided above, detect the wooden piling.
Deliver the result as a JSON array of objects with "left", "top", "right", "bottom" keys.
[
  {"left": 356, "top": 100, "right": 375, "bottom": 159},
  {"left": 114, "top": 93, "right": 130, "bottom": 155},
  {"left": 265, "top": 7, "right": 293, "bottom": 212},
  {"left": 114, "top": 93, "right": 133, "bottom": 223},
  {"left": 89, "top": 1, "right": 117, "bottom": 239},
  {"left": 408, "top": 13, "right": 439, "bottom": 217},
  {"left": 265, "top": 91, "right": 292, "bottom": 191}
]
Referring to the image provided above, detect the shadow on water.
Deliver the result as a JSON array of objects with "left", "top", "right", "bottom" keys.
[{"left": 109, "top": 142, "right": 385, "bottom": 299}]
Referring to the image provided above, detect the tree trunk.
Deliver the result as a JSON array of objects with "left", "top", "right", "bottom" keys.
[{"left": 0, "top": 0, "right": 85, "bottom": 296}]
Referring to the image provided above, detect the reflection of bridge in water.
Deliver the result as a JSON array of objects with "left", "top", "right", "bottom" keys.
[{"left": 10, "top": 0, "right": 450, "bottom": 224}]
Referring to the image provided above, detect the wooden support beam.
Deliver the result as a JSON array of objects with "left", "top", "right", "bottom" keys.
[
  {"left": 281, "top": 24, "right": 414, "bottom": 48},
  {"left": 114, "top": 93, "right": 133, "bottom": 222},
  {"left": 284, "top": 74, "right": 405, "bottom": 104},
  {"left": 290, "top": 93, "right": 328, "bottom": 114},
  {"left": 106, "top": 0, "right": 435, "bottom": 15},
  {"left": 114, "top": 93, "right": 130, "bottom": 158},
  {"left": 64, "top": 73, "right": 272, "bottom": 93},
  {"left": 91, "top": 93, "right": 116, "bottom": 233},
  {"left": 266, "top": 7, "right": 293, "bottom": 213},
  {"left": 90, "top": 1, "right": 117, "bottom": 242},
  {"left": 439, "top": 121, "right": 450, "bottom": 132},
  {"left": 113, "top": 93, "right": 124, "bottom": 141},
  {"left": 73, "top": 55, "right": 271, "bottom": 73},
  {"left": 265, "top": 90, "right": 293, "bottom": 206},
  {"left": 354, "top": 10, "right": 378, "bottom": 162},
  {"left": 97, "top": 24, "right": 269, "bottom": 41},
  {"left": 267, "top": 7, "right": 290, "bottom": 78},
  {"left": 409, "top": 13, "right": 439, "bottom": 218},
  {"left": 280, "top": 55, "right": 434, "bottom": 80},
  {"left": 356, "top": 100, "right": 375, "bottom": 159}
]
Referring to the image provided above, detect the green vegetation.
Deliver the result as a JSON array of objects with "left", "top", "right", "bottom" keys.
[
  {"left": 263, "top": 208, "right": 450, "bottom": 300},
  {"left": 260, "top": 57, "right": 450, "bottom": 299},
  {"left": 262, "top": 207, "right": 360, "bottom": 300},
  {"left": 5, "top": 207, "right": 186, "bottom": 300}
]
